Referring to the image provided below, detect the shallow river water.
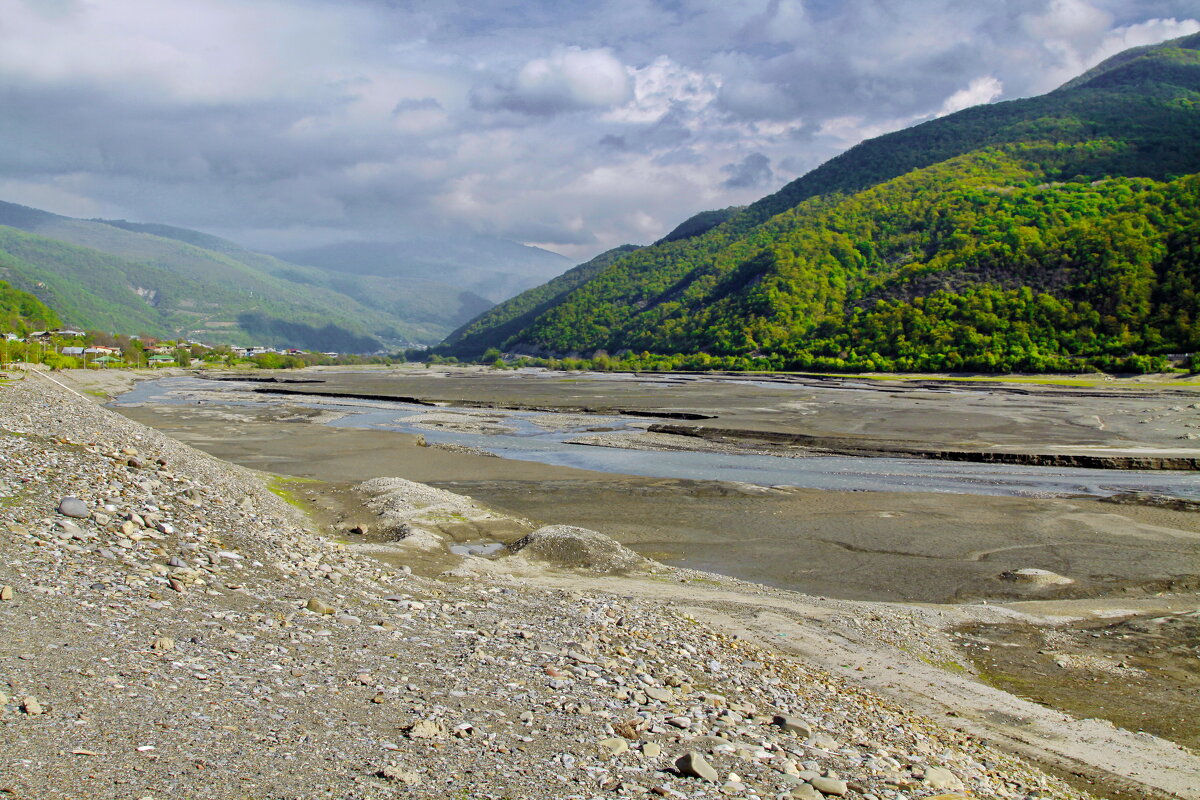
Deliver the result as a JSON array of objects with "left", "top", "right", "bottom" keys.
[{"left": 113, "top": 376, "right": 1200, "bottom": 500}]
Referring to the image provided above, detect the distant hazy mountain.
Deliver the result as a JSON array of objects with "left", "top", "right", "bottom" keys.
[
  {"left": 438, "top": 33, "right": 1200, "bottom": 372},
  {"left": 276, "top": 237, "right": 571, "bottom": 304},
  {"left": 0, "top": 201, "right": 554, "bottom": 348},
  {"left": 437, "top": 244, "right": 640, "bottom": 358}
]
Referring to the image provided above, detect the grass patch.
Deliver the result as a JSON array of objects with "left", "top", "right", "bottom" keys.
[
  {"left": 267, "top": 475, "right": 323, "bottom": 512},
  {"left": 919, "top": 655, "right": 970, "bottom": 673}
]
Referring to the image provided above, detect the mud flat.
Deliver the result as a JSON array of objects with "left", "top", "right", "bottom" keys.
[
  {"left": 99, "top": 396, "right": 1200, "bottom": 603},
  {"left": 225, "top": 366, "right": 1200, "bottom": 469}
]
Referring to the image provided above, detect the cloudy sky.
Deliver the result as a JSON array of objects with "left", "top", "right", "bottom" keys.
[{"left": 1, "top": 0, "right": 1197, "bottom": 261}]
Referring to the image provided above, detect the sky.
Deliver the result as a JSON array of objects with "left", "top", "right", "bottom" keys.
[{"left": 0, "top": 0, "right": 1198, "bottom": 261}]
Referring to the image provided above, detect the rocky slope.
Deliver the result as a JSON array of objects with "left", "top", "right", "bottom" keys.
[{"left": 0, "top": 369, "right": 1143, "bottom": 799}]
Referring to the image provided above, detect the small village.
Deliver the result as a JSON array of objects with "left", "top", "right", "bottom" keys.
[{"left": 1, "top": 328, "right": 359, "bottom": 370}]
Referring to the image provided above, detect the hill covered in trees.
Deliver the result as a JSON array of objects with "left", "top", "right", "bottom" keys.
[
  {"left": 0, "top": 203, "right": 565, "bottom": 349},
  {"left": 0, "top": 279, "right": 59, "bottom": 334},
  {"left": 438, "top": 33, "right": 1200, "bottom": 372}
]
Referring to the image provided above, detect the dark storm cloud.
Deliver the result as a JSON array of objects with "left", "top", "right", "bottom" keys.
[{"left": 0, "top": 0, "right": 1196, "bottom": 259}]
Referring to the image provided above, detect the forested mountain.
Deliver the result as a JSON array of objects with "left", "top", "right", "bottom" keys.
[
  {"left": 438, "top": 244, "right": 640, "bottom": 358},
  {"left": 0, "top": 279, "right": 59, "bottom": 333},
  {"left": 0, "top": 202, "right": 529, "bottom": 348},
  {"left": 442, "top": 33, "right": 1200, "bottom": 372}
]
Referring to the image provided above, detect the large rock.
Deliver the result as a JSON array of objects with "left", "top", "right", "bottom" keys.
[
  {"left": 675, "top": 751, "right": 718, "bottom": 782},
  {"left": 58, "top": 497, "right": 89, "bottom": 519},
  {"left": 922, "top": 766, "right": 963, "bottom": 791},
  {"left": 507, "top": 525, "right": 650, "bottom": 574}
]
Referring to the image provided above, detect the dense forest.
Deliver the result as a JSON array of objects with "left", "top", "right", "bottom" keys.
[
  {"left": 0, "top": 279, "right": 60, "bottom": 333},
  {"left": 439, "top": 33, "right": 1200, "bottom": 373}
]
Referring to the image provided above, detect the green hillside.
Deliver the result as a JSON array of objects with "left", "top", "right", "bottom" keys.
[
  {"left": 0, "top": 202, "right": 508, "bottom": 347},
  {"left": 0, "top": 224, "right": 394, "bottom": 349},
  {"left": 443, "top": 33, "right": 1200, "bottom": 372},
  {"left": 0, "top": 279, "right": 59, "bottom": 333},
  {"left": 437, "top": 245, "right": 640, "bottom": 358}
]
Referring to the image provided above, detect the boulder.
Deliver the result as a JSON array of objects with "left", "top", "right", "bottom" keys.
[{"left": 675, "top": 751, "right": 718, "bottom": 782}]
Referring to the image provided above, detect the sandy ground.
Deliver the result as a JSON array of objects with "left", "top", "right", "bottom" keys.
[{"left": 46, "top": 366, "right": 1200, "bottom": 799}]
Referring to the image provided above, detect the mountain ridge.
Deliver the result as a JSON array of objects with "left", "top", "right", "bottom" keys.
[{"left": 436, "top": 33, "right": 1200, "bottom": 372}]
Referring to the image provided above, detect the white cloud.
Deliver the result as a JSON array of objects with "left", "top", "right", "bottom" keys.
[
  {"left": 1091, "top": 17, "right": 1200, "bottom": 63},
  {"left": 0, "top": 0, "right": 1196, "bottom": 263},
  {"left": 937, "top": 76, "right": 1004, "bottom": 117},
  {"left": 0, "top": 0, "right": 380, "bottom": 103},
  {"left": 606, "top": 56, "right": 719, "bottom": 124},
  {"left": 473, "top": 47, "right": 631, "bottom": 115}
]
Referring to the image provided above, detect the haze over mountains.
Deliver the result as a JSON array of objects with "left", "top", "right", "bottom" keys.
[
  {"left": 438, "top": 33, "right": 1200, "bottom": 373},
  {"left": 0, "top": 201, "right": 567, "bottom": 350}
]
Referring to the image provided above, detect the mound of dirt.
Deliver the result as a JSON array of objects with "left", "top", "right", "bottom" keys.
[{"left": 508, "top": 525, "right": 651, "bottom": 574}]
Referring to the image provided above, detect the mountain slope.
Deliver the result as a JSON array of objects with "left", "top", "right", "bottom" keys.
[
  {"left": 0, "top": 279, "right": 60, "bottom": 333},
  {"left": 0, "top": 216, "right": 396, "bottom": 348},
  {"left": 436, "top": 244, "right": 640, "bottom": 358},
  {"left": 443, "top": 33, "right": 1200, "bottom": 371},
  {"left": 0, "top": 202, "right": 511, "bottom": 346}
]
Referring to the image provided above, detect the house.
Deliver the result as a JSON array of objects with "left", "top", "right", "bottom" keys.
[
  {"left": 62, "top": 347, "right": 85, "bottom": 356},
  {"left": 54, "top": 329, "right": 86, "bottom": 338},
  {"left": 92, "top": 355, "right": 122, "bottom": 366},
  {"left": 147, "top": 354, "right": 175, "bottom": 366},
  {"left": 85, "top": 346, "right": 119, "bottom": 356}
]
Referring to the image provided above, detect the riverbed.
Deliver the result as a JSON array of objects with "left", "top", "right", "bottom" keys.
[
  {"left": 105, "top": 369, "right": 1200, "bottom": 605},
  {"left": 113, "top": 375, "right": 1200, "bottom": 499}
]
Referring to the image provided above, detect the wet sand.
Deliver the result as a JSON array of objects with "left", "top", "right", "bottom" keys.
[{"left": 958, "top": 609, "right": 1200, "bottom": 753}]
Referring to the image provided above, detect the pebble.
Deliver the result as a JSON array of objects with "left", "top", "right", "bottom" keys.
[
  {"left": 598, "top": 737, "right": 629, "bottom": 758},
  {"left": 305, "top": 597, "right": 334, "bottom": 615},
  {"left": 0, "top": 376, "right": 1103, "bottom": 800},
  {"left": 774, "top": 714, "right": 812, "bottom": 737},
  {"left": 0, "top": 584, "right": 12, "bottom": 601},
  {"left": 645, "top": 686, "right": 675, "bottom": 702}
]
